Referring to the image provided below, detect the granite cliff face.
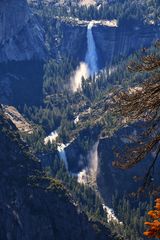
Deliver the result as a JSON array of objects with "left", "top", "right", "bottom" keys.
[
  {"left": 0, "top": 0, "right": 46, "bottom": 62},
  {"left": 49, "top": 18, "right": 87, "bottom": 61},
  {"left": 53, "top": 20, "right": 160, "bottom": 68},
  {"left": 0, "top": 0, "right": 46, "bottom": 106},
  {"left": 93, "top": 23, "right": 160, "bottom": 68},
  {"left": 0, "top": 106, "right": 112, "bottom": 240}
]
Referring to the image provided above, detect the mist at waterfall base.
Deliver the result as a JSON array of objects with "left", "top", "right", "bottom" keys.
[
  {"left": 70, "top": 22, "right": 98, "bottom": 92},
  {"left": 70, "top": 62, "right": 89, "bottom": 92},
  {"left": 77, "top": 141, "right": 99, "bottom": 184}
]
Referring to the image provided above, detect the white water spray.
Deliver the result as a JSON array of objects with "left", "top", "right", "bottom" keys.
[
  {"left": 44, "top": 129, "right": 59, "bottom": 145},
  {"left": 102, "top": 204, "right": 122, "bottom": 224},
  {"left": 85, "top": 21, "right": 98, "bottom": 77},
  {"left": 77, "top": 141, "right": 99, "bottom": 184},
  {"left": 70, "top": 62, "right": 89, "bottom": 92}
]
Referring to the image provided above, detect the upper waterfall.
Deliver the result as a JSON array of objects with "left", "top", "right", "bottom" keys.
[
  {"left": 70, "top": 21, "right": 98, "bottom": 92},
  {"left": 85, "top": 21, "right": 98, "bottom": 77}
]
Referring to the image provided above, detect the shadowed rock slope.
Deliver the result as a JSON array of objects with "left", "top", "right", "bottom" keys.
[{"left": 0, "top": 105, "right": 113, "bottom": 240}]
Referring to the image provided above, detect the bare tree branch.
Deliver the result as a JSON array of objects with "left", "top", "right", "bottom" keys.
[{"left": 111, "top": 43, "right": 160, "bottom": 191}]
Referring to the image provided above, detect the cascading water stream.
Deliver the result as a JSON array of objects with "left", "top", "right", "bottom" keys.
[
  {"left": 44, "top": 129, "right": 121, "bottom": 224},
  {"left": 44, "top": 128, "right": 69, "bottom": 171},
  {"left": 57, "top": 143, "right": 68, "bottom": 171},
  {"left": 85, "top": 21, "right": 98, "bottom": 77}
]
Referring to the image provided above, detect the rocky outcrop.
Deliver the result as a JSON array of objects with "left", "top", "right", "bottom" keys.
[
  {"left": 0, "top": 0, "right": 47, "bottom": 62},
  {"left": 3, "top": 105, "right": 33, "bottom": 134},
  {"left": 0, "top": 106, "right": 113, "bottom": 240}
]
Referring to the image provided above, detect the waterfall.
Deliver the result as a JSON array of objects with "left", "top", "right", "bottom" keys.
[
  {"left": 70, "top": 21, "right": 98, "bottom": 92},
  {"left": 85, "top": 21, "right": 98, "bottom": 77},
  {"left": 44, "top": 128, "right": 69, "bottom": 171},
  {"left": 57, "top": 143, "right": 68, "bottom": 171},
  {"left": 88, "top": 141, "right": 99, "bottom": 175}
]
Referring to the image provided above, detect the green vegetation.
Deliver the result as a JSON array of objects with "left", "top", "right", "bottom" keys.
[
  {"left": 112, "top": 194, "right": 154, "bottom": 240},
  {"left": 14, "top": 3, "right": 160, "bottom": 239},
  {"left": 32, "top": 0, "right": 160, "bottom": 24},
  {"left": 44, "top": 157, "right": 107, "bottom": 222}
]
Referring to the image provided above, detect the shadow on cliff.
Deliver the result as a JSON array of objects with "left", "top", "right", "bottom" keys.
[
  {"left": 0, "top": 60, "right": 44, "bottom": 106},
  {"left": 97, "top": 122, "right": 160, "bottom": 206}
]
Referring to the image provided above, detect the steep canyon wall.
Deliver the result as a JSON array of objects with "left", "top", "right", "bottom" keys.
[{"left": 57, "top": 21, "right": 160, "bottom": 68}]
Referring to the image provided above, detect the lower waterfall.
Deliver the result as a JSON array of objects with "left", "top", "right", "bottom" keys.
[{"left": 77, "top": 141, "right": 99, "bottom": 185}]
